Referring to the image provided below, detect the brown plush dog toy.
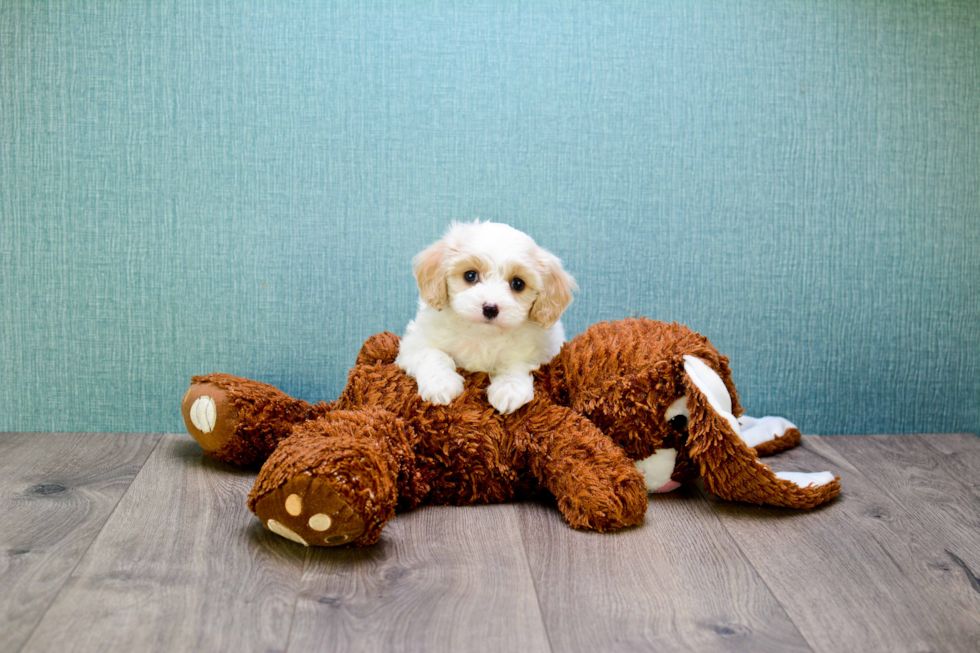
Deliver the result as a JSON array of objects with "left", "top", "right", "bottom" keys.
[{"left": 181, "top": 318, "right": 840, "bottom": 547}]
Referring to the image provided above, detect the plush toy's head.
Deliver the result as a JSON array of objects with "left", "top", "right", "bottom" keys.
[
  {"left": 551, "top": 319, "right": 736, "bottom": 454},
  {"left": 546, "top": 318, "right": 838, "bottom": 508}
]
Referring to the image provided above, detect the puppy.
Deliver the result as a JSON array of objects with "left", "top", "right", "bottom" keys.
[{"left": 396, "top": 221, "right": 578, "bottom": 415}]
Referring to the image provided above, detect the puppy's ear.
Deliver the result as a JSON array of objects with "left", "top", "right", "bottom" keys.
[
  {"left": 530, "top": 252, "right": 578, "bottom": 328},
  {"left": 681, "top": 355, "right": 840, "bottom": 509},
  {"left": 413, "top": 240, "right": 450, "bottom": 310}
]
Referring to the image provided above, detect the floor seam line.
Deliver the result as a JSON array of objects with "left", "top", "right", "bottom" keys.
[
  {"left": 693, "top": 479, "right": 818, "bottom": 653},
  {"left": 517, "top": 503, "right": 557, "bottom": 653},
  {"left": 280, "top": 546, "right": 310, "bottom": 653},
  {"left": 15, "top": 432, "right": 166, "bottom": 653}
]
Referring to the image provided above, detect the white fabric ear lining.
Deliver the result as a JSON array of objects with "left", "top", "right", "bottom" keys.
[
  {"left": 738, "top": 415, "right": 797, "bottom": 448},
  {"left": 682, "top": 356, "right": 742, "bottom": 437},
  {"left": 775, "top": 471, "right": 837, "bottom": 488}
]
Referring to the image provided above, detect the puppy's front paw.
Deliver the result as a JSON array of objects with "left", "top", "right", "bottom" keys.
[
  {"left": 487, "top": 375, "right": 535, "bottom": 415},
  {"left": 417, "top": 370, "right": 465, "bottom": 405}
]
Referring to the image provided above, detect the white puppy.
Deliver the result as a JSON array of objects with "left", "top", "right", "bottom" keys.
[{"left": 396, "top": 221, "right": 578, "bottom": 415}]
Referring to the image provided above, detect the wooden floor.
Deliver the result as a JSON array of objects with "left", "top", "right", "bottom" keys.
[{"left": 2, "top": 433, "right": 979, "bottom": 653}]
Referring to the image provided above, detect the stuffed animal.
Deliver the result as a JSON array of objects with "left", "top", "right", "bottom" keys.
[{"left": 181, "top": 318, "right": 840, "bottom": 547}]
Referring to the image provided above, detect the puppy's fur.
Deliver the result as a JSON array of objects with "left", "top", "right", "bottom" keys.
[{"left": 396, "top": 221, "right": 577, "bottom": 414}]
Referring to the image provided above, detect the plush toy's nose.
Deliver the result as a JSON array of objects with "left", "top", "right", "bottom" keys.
[{"left": 482, "top": 303, "right": 499, "bottom": 320}]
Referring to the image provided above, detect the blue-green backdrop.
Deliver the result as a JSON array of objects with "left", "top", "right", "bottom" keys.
[{"left": 2, "top": 1, "right": 978, "bottom": 435}]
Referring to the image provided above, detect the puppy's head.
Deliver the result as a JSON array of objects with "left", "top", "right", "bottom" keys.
[{"left": 413, "top": 221, "right": 577, "bottom": 329}]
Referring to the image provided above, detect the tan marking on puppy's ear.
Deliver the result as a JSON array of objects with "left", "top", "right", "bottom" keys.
[
  {"left": 530, "top": 251, "right": 578, "bottom": 328},
  {"left": 412, "top": 240, "right": 450, "bottom": 310},
  {"left": 681, "top": 355, "right": 840, "bottom": 509}
]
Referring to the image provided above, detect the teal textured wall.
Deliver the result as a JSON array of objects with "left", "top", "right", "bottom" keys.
[{"left": 2, "top": 1, "right": 978, "bottom": 435}]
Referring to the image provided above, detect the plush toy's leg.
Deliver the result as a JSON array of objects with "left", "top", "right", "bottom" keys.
[
  {"left": 181, "top": 373, "right": 326, "bottom": 466},
  {"left": 248, "top": 409, "right": 421, "bottom": 547},
  {"left": 510, "top": 400, "right": 648, "bottom": 532},
  {"left": 683, "top": 357, "right": 840, "bottom": 509},
  {"left": 738, "top": 415, "right": 802, "bottom": 456}
]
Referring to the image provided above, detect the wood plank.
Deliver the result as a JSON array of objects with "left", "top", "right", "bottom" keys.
[
  {"left": 287, "top": 503, "right": 552, "bottom": 653},
  {"left": 19, "top": 434, "right": 306, "bottom": 653},
  {"left": 915, "top": 432, "right": 980, "bottom": 500},
  {"left": 703, "top": 434, "right": 980, "bottom": 653},
  {"left": 519, "top": 486, "right": 813, "bottom": 653},
  {"left": 0, "top": 432, "right": 160, "bottom": 653},
  {"left": 823, "top": 434, "right": 980, "bottom": 607}
]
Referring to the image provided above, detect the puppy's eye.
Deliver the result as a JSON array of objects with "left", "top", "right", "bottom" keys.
[
  {"left": 510, "top": 277, "right": 525, "bottom": 292},
  {"left": 668, "top": 415, "right": 688, "bottom": 432},
  {"left": 463, "top": 270, "right": 479, "bottom": 284}
]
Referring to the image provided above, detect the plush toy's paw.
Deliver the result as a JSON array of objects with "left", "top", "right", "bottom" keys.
[
  {"left": 557, "top": 469, "right": 648, "bottom": 532},
  {"left": 247, "top": 411, "right": 405, "bottom": 547},
  {"left": 416, "top": 369, "right": 465, "bottom": 405},
  {"left": 252, "top": 473, "right": 367, "bottom": 547},
  {"left": 487, "top": 374, "right": 535, "bottom": 415},
  {"left": 181, "top": 374, "right": 318, "bottom": 466},
  {"left": 182, "top": 382, "right": 237, "bottom": 455},
  {"left": 738, "top": 415, "right": 802, "bottom": 456}
]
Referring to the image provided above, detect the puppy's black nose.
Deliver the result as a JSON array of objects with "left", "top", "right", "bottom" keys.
[{"left": 482, "top": 303, "right": 499, "bottom": 320}]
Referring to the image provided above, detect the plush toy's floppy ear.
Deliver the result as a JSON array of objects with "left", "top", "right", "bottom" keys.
[
  {"left": 682, "top": 356, "right": 840, "bottom": 509},
  {"left": 412, "top": 240, "right": 450, "bottom": 310}
]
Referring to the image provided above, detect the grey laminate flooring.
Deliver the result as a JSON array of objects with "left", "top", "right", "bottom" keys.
[{"left": 2, "top": 432, "right": 979, "bottom": 653}]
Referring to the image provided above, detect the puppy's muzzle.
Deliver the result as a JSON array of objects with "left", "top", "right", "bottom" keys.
[{"left": 482, "top": 303, "right": 499, "bottom": 320}]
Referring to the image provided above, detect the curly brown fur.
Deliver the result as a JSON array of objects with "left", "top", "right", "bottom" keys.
[
  {"left": 354, "top": 331, "right": 401, "bottom": 367},
  {"left": 337, "top": 361, "right": 521, "bottom": 507},
  {"left": 547, "top": 319, "right": 741, "bottom": 460},
  {"left": 182, "top": 373, "right": 330, "bottom": 466},
  {"left": 248, "top": 410, "right": 416, "bottom": 546},
  {"left": 224, "top": 340, "right": 650, "bottom": 539}
]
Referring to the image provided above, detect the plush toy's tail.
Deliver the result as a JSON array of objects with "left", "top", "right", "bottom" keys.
[{"left": 682, "top": 356, "right": 840, "bottom": 509}]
